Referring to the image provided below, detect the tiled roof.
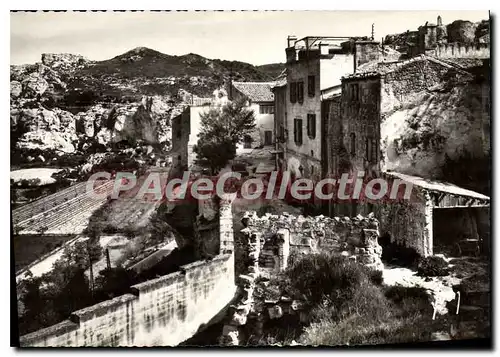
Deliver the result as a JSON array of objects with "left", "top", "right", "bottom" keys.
[
  {"left": 383, "top": 171, "right": 490, "bottom": 201},
  {"left": 343, "top": 55, "right": 473, "bottom": 81},
  {"left": 232, "top": 81, "right": 275, "bottom": 102},
  {"left": 440, "top": 57, "right": 486, "bottom": 69},
  {"left": 271, "top": 77, "right": 287, "bottom": 88}
]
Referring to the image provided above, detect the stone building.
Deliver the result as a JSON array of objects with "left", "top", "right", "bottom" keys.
[
  {"left": 272, "top": 35, "right": 400, "bottom": 211},
  {"left": 324, "top": 54, "right": 491, "bottom": 256},
  {"left": 229, "top": 81, "right": 276, "bottom": 148},
  {"left": 171, "top": 83, "right": 276, "bottom": 172},
  {"left": 171, "top": 102, "right": 213, "bottom": 171},
  {"left": 274, "top": 36, "right": 403, "bottom": 181}
]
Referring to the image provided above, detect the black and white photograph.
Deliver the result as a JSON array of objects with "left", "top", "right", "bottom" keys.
[{"left": 9, "top": 9, "right": 491, "bottom": 348}]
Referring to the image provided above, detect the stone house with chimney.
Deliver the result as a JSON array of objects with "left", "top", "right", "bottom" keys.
[
  {"left": 274, "top": 36, "right": 402, "bottom": 181},
  {"left": 272, "top": 35, "right": 400, "bottom": 210},
  {"left": 324, "top": 54, "right": 491, "bottom": 256}
]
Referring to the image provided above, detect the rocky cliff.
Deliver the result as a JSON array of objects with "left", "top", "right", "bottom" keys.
[
  {"left": 381, "top": 63, "right": 490, "bottom": 194},
  {"left": 10, "top": 48, "right": 284, "bottom": 168}
]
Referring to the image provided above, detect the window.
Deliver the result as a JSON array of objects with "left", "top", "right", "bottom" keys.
[
  {"left": 294, "top": 118, "right": 303, "bottom": 145},
  {"left": 350, "top": 133, "right": 356, "bottom": 156},
  {"left": 366, "top": 136, "right": 377, "bottom": 162},
  {"left": 297, "top": 81, "right": 304, "bottom": 104},
  {"left": 308, "top": 75, "right": 316, "bottom": 97},
  {"left": 350, "top": 83, "right": 359, "bottom": 101},
  {"left": 259, "top": 104, "right": 274, "bottom": 114},
  {"left": 290, "top": 82, "right": 297, "bottom": 103},
  {"left": 366, "top": 137, "right": 372, "bottom": 161},
  {"left": 307, "top": 113, "right": 316, "bottom": 138}
]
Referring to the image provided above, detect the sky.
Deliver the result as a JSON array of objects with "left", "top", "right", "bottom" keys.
[{"left": 10, "top": 10, "right": 489, "bottom": 66}]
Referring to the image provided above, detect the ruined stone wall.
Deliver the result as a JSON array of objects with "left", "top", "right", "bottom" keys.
[
  {"left": 426, "top": 43, "right": 489, "bottom": 59},
  {"left": 355, "top": 41, "right": 382, "bottom": 69},
  {"left": 380, "top": 59, "right": 490, "bottom": 192},
  {"left": 219, "top": 211, "right": 383, "bottom": 345},
  {"left": 240, "top": 211, "right": 383, "bottom": 272},
  {"left": 20, "top": 198, "right": 237, "bottom": 347}
]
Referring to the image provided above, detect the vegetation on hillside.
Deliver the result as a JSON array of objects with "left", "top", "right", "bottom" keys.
[
  {"left": 65, "top": 47, "right": 284, "bottom": 103},
  {"left": 252, "top": 252, "right": 463, "bottom": 346}
]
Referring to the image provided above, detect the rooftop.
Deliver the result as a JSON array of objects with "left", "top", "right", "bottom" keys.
[
  {"left": 342, "top": 55, "right": 473, "bottom": 81},
  {"left": 232, "top": 81, "right": 275, "bottom": 102},
  {"left": 384, "top": 171, "right": 490, "bottom": 201}
]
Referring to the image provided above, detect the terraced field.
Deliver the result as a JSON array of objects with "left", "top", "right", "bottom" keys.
[
  {"left": 12, "top": 180, "right": 114, "bottom": 235},
  {"left": 103, "top": 169, "right": 171, "bottom": 230}
]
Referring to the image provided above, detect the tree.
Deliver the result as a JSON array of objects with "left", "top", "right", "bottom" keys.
[{"left": 194, "top": 98, "right": 256, "bottom": 174}]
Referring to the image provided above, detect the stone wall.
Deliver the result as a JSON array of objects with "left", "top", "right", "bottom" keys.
[
  {"left": 219, "top": 210, "right": 383, "bottom": 345},
  {"left": 239, "top": 211, "right": 383, "bottom": 272},
  {"left": 19, "top": 254, "right": 236, "bottom": 347},
  {"left": 426, "top": 43, "right": 489, "bottom": 59},
  {"left": 378, "top": 185, "right": 431, "bottom": 256},
  {"left": 381, "top": 58, "right": 457, "bottom": 113},
  {"left": 19, "top": 198, "right": 237, "bottom": 347}
]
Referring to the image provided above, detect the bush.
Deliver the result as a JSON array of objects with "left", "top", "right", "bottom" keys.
[
  {"left": 369, "top": 269, "right": 384, "bottom": 285},
  {"left": 279, "top": 252, "right": 384, "bottom": 310},
  {"left": 417, "top": 256, "right": 449, "bottom": 277}
]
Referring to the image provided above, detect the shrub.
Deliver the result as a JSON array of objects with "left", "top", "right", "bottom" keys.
[
  {"left": 280, "top": 252, "right": 383, "bottom": 309},
  {"left": 417, "top": 256, "right": 449, "bottom": 277},
  {"left": 369, "top": 269, "right": 384, "bottom": 285}
]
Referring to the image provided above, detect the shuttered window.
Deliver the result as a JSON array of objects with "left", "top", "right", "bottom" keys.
[
  {"left": 308, "top": 75, "right": 315, "bottom": 97},
  {"left": 297, "top": 81, "right": 304, "bottom": 104},
  {"left": 366, "top": 136, "right": 377, "bottom": 162},
  {"left": 294, "top": 118, "right": 303, "bottom": 145},
  {"left": 307, "top": 113, "right": 316, "bottom": 139},
  {"left": 290, "top": 82, "right": 297, "bottom": 103}
]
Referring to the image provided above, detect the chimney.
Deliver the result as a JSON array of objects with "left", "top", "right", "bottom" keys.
[
  {"left": 287, "top": 35, "right": 297, "bottom": 48},
  {"left": 319, "top": 43, "right": 329, "bottom": 55}
]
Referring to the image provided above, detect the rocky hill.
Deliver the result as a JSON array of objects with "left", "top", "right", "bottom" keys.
[{"left": 10, "top": 48, "right": 284, "bottom": 169}]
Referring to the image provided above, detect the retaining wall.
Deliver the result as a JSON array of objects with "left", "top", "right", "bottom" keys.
[
  {"left": 20, "top": 253, "right": 235, "bottom": 347},
  {"left": 19, "top": 197, "right": 237, "bottom": 347}
]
